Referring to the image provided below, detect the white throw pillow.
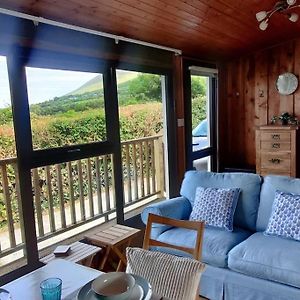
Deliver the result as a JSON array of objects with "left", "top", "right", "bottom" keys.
[
  {"left": 126, "top": 247, "right": 205, "bottom": 300},
  {"left": 265, "top": 190, "right": 300, "bottom": 241},
  {"left": 189, "top": 186, "right": 240, "bottom": 231}
]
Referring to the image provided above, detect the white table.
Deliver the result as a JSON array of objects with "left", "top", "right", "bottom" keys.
[{"left": 2, "top": 259, "right": 102, "bottom": 299}]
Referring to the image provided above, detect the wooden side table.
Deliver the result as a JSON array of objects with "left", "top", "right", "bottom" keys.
[
  {"left": 85, "top": 224, "right": 141, "bottom": 271},
  {"left": 40, "top": 241, "right": 102, "bottom": 267}
]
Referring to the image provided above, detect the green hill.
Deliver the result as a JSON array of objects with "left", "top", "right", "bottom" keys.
[
  {"left": 68, "top": 74, "right": 103, "bottom": 95},
  {"left": 68, "top": 71, "right": 138, "bottom": 96}
]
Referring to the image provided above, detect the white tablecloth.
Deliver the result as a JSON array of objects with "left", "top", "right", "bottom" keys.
[{"left": 2, "top": 259, "right": 102, "bottom": 299}]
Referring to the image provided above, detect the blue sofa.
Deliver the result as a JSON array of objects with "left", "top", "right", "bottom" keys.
[{"left": 141, "top": 171, "right": 300, "bottom": 300}]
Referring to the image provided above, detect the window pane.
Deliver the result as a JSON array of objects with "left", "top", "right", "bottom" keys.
[
  {"left": 116, "top": 70, "right": 164, "bottom": 141},
  {"left": 116, "top": 70, "right": 166, "bottom": 214},
  {"left": 191, "top": 75, "right": 211, "bottom": 152},
  {"left": 0, "top": 56, "right": 27, "bottom": 275},
  {"left": 0, "top": 56, "right": 15, "bottom": 159},
  {"left": 26, "top": 67, "right": 106, "bottom": 150}
]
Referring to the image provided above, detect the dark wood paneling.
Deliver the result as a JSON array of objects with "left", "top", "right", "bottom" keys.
[
  {"left": 1, "top": 0, "right": 300, "bottom": 59},
  {"left": 220, "top": 38, "right": 300, "bottom": 170}
]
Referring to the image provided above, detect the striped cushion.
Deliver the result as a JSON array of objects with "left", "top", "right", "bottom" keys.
[{"left": 126, "top": 247, "right": 205, "bottom": 300}]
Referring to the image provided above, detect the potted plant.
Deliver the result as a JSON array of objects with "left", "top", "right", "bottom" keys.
[{"left": 270, "top": 112, "right": 299, "bottom": 125}]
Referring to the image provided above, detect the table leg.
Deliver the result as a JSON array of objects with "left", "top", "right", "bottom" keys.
[
  {"left": 99, "top": 246, "right": 111, "bottom": 270},
  {"left": 85, "top": 253, "right": 96, "bottom": 267},
  {"left": 114, "top": 238, "right": 133, "bottom": 271}
]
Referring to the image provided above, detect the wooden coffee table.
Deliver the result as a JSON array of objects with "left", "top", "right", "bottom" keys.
[
  {"left": 40, "top": 241, "right": 101, "bottom": 267},
  {"left": 85, "top": 224, "right": 141, "bottom": 271}
]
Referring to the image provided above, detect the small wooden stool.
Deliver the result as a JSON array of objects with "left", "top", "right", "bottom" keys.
[
  {"left": 85, "top": 224, "right": 141, "bottom": 271},
  {"left": 40, "top": 241, "right": 102, "bottom": 267}
]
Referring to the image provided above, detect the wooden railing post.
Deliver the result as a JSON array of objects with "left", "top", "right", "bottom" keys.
[{"left": 154, "top": 137, "right": 165, "bottom": 197}]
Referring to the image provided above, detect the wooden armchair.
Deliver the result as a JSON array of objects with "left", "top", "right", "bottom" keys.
[{"left": 143, "top": 213, "right": 205, "bottom": 261}]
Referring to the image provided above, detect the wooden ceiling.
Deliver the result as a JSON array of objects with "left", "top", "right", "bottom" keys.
[{"left": 1, "top": 0, "right": 300, "bottom": 59}]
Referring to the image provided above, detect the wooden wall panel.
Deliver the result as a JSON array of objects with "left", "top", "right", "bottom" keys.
[
  {"left": 254, "top": 50, "right": 268, "bottom": 126},
  {"left": 279, "top": 41, "right": 295, "bottom": 114},
  {"left": 294, "top": 40, "right": 300, "bottom": 117},
  {"left": 268, "top": 46, "right": 281, "bottom": 120},
  {"left": 244, "top": 56, "right": 256, "bottom": 166},
  {"left": 220, "top": 38, "right": 300, "bottom": 170}
]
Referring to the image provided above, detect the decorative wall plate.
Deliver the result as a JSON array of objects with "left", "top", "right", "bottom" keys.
[{"left": 276, "top": 72, "right": 298, "bottom": 95}]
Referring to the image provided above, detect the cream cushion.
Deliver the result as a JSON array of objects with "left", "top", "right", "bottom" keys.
[{"left": 126, "top": 247, "right": 205, "bottom": 300}]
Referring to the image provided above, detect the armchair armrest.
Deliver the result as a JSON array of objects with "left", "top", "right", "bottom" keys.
[{"left": 141, "top": 196, "right": 192, "bottom": 238}]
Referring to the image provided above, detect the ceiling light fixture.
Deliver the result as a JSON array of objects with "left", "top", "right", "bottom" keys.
[{"left": 256, "top": 0, "right": 300, "bottom": 30}]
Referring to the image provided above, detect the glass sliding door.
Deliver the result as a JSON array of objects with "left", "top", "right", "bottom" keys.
[{"left": 187, "top": 66, "right": 218, "bottom": 171}]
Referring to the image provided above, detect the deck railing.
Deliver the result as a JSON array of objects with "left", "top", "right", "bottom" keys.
[{"left": 0, "top": 135, "right": 164, "bottom": 264}]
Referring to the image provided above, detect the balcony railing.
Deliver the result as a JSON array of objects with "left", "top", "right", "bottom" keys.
[{"left": 0, "top": 135, "right": 164, "bottom": 266}]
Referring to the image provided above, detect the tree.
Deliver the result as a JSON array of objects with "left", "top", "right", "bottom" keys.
[
  {"left": 128, "top": 74, "right": 161, "bottom": 101},
  {"left": 191, "top": 76, "right": 206, "bottom": 99},
  {"left": 0, "top": 107, "right": 13, "bottom": 125}
]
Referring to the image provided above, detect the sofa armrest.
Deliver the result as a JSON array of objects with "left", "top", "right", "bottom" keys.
[{"left": 141, "top": 196, "right": 192, "bottom": 237}]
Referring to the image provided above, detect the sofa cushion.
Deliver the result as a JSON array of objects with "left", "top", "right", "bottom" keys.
[
  {"left": 190, "top": 187, "right": 240, "bottom": 231},
  {"left": 228, "top": 232, "right": 300, "bottom": 288},
  {"left": 257, "top": 175, "right": 300, "bottom": 231},
  {"left": 155, "top": 226, "right": 251, "bottom": 268},
  {"left": 265, "top": 190, "right": 300, "bottom": 241},
  {"left": 180, "top": 171, "right": 261, "bottom": 231}
]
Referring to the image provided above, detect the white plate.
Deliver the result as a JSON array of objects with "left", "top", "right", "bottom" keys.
[{"left": 77, "top": 274, "right": 152, "bottom": 300}]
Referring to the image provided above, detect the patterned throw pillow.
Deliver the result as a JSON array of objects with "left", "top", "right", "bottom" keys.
[
  {"left": 265, "top": 190, "right": 300, "bottom": 241},
  {"left": 189, "top": 186, "right": 240, "bottom": 231},
  {"left": 126, "top": 247, "right": 205, "bottom": 300}
]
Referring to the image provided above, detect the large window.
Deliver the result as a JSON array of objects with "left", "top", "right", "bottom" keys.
[
  {"left": 26, "top": 67, "right": 106, "bottom": 150},
  {"left": 0, "top": 46, "right": 176, "bottom": 284}
]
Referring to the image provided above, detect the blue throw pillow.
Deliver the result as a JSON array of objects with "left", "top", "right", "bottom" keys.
[
  {"left": 189, "top": 186, "right": 240, "bottom": 231},
  {"left": 265, "top": 190, "right": 300, "bottom": 241}
]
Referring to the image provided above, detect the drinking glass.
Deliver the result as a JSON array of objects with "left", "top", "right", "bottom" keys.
[{"left": 40, "top": 278, "right": 62, "bottom": 300}]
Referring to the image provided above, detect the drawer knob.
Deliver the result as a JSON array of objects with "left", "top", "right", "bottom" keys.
[
  {"left": 272, "top": 134, "right": 280, "bottom": 140},
  {"left": 269, "top": 158, "right": 281, "bottom": 164},
  {"left": 272, "top": 143, "right": 280, "bottom": 149}
]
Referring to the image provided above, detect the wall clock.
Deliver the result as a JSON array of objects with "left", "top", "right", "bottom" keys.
[{"left": 276, "top": 72, "right": 298, "bottom": 95}]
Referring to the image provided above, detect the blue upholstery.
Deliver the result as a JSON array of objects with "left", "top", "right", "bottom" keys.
[
  {"left": 257, "top": 175, "right": 300, "bottom": 231},
  {"left": 228, "top": 232, "right": 300, "bottom": 288},
  {"left": 201, "top": 265, "right": 300, "bottom": 300},
  {"left": 141, "top": 196, "right": 192, "bottom": 238},
  {"left": 155, "top": 226, "right": 251, "bottom": 268},
  {"left": 180, "top": 171, "right": 262, "bottom": 231}
]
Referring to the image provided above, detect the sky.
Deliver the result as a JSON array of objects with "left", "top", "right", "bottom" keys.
[
  {"left": 0, "top": 56, "right": 11, "bottom": 108},
  {"left": 0, "top": 55, "right": 99, "bottom": 108}
]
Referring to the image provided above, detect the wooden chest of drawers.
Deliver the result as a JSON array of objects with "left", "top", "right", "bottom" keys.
[{"left": 256, "top": 126, "right": 299, "bottom": 177}]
